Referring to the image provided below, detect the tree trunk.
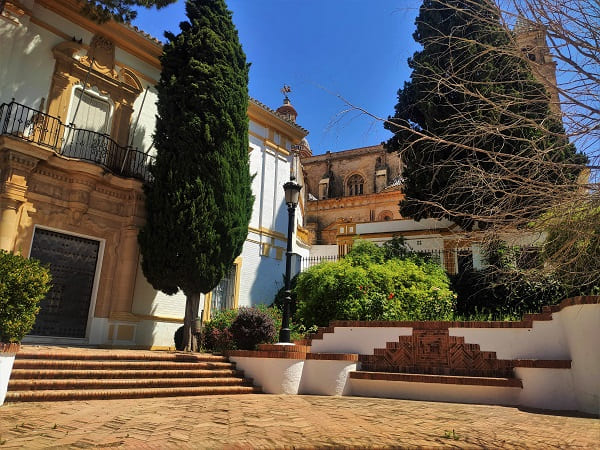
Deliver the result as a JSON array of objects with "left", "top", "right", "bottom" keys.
[{"left": 183, "top": 292, "right": 201, "bottom": 352}]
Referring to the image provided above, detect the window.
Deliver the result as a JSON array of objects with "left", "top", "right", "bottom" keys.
[
  {"left": 63, "top": 88, "right": 112, "bottom": 158},
  {"left": 68, "top": 88, "right": 111, "bottom": 134},
  {"left": 210, "top": 264, "right": 237, "bottom": 317},
  {"left": 347, "top": 174, "right": 364, "bottom": 196}
]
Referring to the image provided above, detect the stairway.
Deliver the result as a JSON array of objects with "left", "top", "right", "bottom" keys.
[{"left": 6, "top": 346, "right": 260, "bottom": 402}]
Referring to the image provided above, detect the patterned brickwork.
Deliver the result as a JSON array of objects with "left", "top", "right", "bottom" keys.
[{"left": 361, "top": 329, "right": 514, "bottom": 377}]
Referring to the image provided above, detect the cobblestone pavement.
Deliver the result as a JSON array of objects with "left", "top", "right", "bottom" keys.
[{"left": 0, "top": 394, "right": 598, "bottom": 449}]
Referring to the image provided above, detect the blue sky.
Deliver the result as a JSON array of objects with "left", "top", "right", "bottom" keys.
[{"left": 132, "top": 1, "right": 422, "bottom": 155}]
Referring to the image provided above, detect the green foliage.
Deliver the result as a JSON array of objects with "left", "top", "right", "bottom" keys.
[
  {"left": 139, "top": 0, "right": 253, "bottom": 299},
  {"left": 452, "top": 243, "right": 567, "bottom": 320},
  {"left": 295, "top": 241, "right": 455, "bottom": 327},
  {"left": 0, "top": 251, "right": 51, "bottom": 343},
  {"left": 174, "top": 325, "right": 184, "bottom": 350},
  {"left": 271, "top": 274, "right": 299, "bottom": 318},
  {"left": 382, "top": 236, "right": 412, "bottom": 260},
  {"left": 79, "top": 0, "right": 177, "bottom": 23},
  {"left": 202, "top": 308, "right": 238, "bottom": 352},
  {"left": 202, "top": 306, "right": 281, "bottom": 352},
  {"left": 385, "top": 0, "right": 586, "bottom": 230},
  {"left": 230, "top": 307, "right": 276, "bottom": 350},
  {"left": 540, "top": 204, "right": 600, "bottom": 293},
  {"left": 344, "top": 240, "right": 385, "bottom": 267}
]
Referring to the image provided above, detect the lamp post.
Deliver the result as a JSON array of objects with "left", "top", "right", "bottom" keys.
[{"left": 280, "top": 179, "right": 302, "bottom": 343}]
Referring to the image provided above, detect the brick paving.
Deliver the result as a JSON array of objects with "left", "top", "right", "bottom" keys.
[{"left": 0, "top": 395, "right": 598, "bottom": 449}]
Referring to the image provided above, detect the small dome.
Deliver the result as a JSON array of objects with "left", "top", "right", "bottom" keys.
[
  {"left": 299, "top": 137, "right": 312, "bottom": 158},
  {"left": 276, "top": 97, "right": 298, "bottom": 123}
]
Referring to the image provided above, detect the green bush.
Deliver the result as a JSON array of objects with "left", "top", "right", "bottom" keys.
[
  {"left": 0, "top": 250, "right": 51, "bottom": 343},
  {"left": 202, "top": 305, "right": 282, "bottom": 352},
  {"left": 452, "top": 266, "right": 567, "bottom": 320},
  {"left": 230, "top": 307, "right": 276, "bottom": 350},
  {"left": 202, "top": 308, "right": 238, "bottom": 352},
  {"left": 295, "top": 242, "right": 455, "bottom": 327},
  {"left": 451, "top": 242, "right": 569, "bottom": 320}
]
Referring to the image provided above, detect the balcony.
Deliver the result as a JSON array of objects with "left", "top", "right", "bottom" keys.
[{"left": 0, "top": 100, "right": 154, "bottom": 182}]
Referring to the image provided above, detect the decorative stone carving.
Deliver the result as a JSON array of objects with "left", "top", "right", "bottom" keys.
[{"left": 48, "top": 39, "right": 143, "bottom": 147}]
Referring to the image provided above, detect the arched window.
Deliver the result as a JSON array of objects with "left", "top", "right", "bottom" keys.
[{"left": 347, "top": 174, "right": 364, "bottom": 196}]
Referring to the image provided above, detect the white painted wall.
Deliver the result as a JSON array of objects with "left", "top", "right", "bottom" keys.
[
  {"left": 238, "top": 234, "right": 286, "bottom": 308},
  {"left": 559, "top": 304, "right": 600, "bottom": 415},
  {"left": 350, "top": 378, "right": 521, "bottom": 406},
  {"left": 229, "top": 356, "right": 304, "bottom": 394},
  {"left": 0, "top": 17, "right": 58, "bottom": 108},
  {"left": 0, "top": 353, "right": 17, "bottom": 406},
  {"left": 309, "top": 245, "right": 337, "bottom": 257},
  {"left": 299, "top": 360, "right": 356, "bottom": 396},
  {"left": 515, "top": 368, "right": 577, "bottom": 411},
  {"left": 310, "top": 327, "right": 413, "bottom": 355},
  {"left": 449, "top": 320, "right": 569, "bottom": 360}
]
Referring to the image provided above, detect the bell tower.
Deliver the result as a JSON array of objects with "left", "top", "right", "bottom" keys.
[{"left": 515, "top": 18, "right": 560, "bottom": 114}]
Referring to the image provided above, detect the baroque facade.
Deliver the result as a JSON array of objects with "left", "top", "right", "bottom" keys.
[{"left": 0, "top": 0, "right": 308, "bottom": 348}]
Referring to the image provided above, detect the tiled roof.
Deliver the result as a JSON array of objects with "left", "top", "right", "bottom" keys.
[{"left": 123, "top": 22, "right": 163, "bottom": 46}]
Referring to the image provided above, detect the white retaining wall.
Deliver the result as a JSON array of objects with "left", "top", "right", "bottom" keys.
[{"left": 232, "top": 303, "right": 599, "bottom": 415}]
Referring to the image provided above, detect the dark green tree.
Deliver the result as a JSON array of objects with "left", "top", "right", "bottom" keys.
[
  {"left": 78, "top": 0, "right": 177, "bottom": 23},
  {"left": 138, "top": 0, "right": 253, "bottom": 351},
  {"left": 384, "top": 0, "right": 587, "bottom": 231}
]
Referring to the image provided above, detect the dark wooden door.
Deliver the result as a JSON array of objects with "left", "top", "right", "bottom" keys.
[{"left": 29, "top": 228, "right": 100, "bottom": 338}]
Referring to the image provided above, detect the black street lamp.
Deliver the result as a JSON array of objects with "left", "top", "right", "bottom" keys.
[{"left": 279, "top": 179, "right": 302, "bottom": 343}]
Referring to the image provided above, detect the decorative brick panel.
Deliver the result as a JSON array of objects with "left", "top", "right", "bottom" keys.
[{"left": 361, "top": 329, "right": 514, "bottom": 377}]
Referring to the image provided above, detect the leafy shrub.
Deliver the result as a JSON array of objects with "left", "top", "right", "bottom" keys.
[
  {"left": 254, "top": 304, "right": 282, "bottom": 334},
  {"left": 230, "top": 307, "right": 276, "bottom": 350},
  {"left": 206, "top": 327, "right": 235, "bottom": 353},
  {"left": 295, "top": 241, "right": 455, "bottom": 327},
  {"left": 452, "top": 266, "right": 567, "bottom": 320},
  {"left": 202, "top": 305, "right": 281, "bottom": 352},
  {"left": 451, "top": 242, "right": 569, "bottom": 320},
  {"left": 174, "top": 325, "right": 185, "bottom": 351},
  {"left": 0, "top": 250, "right": 52, "bottom": 343},
  {"left": 202, "top": 308, "right": 238, "bottom": 351}
]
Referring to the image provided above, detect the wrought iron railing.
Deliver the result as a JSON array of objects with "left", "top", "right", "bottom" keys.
[{"left": 0, "top": 100, "right": 154, "bottom": 182}]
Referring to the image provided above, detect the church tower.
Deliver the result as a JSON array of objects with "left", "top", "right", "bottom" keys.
[{"left": 514, "top": 18, "right": 560, "bottom": 114}]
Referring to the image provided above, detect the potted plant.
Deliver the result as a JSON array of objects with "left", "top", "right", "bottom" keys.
[{"left": 0, "top": 250, "right": 51, "bottom": 405}]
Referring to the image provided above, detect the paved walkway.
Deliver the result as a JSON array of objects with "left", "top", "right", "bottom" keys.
[{"left": 0, "top": 394, "right": 598, "bottom": 449}]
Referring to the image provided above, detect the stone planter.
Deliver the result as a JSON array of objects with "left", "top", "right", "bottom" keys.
[{"left": 0, "top": 343, "right": 20, "bottom": 406}]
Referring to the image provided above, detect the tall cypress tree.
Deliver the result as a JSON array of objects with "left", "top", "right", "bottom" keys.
[
  {"left": 138, "top": 0, "right": 253, "bottom": 351},
  {"left": 385, "top": 0, "right": 586, "bottom": 230}
]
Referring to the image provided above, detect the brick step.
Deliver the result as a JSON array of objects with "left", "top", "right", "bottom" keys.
[
  {"left": 350, "top": 371, "right": 523, "bottom": 388},
  {"left": 13, "top": 359, "right": 234, "bottom": 370},
  {"left": 9, "top": 377, "right": 253, "bottom": 391},
  {"left": 5, "top": 385, "right": 261, "bottom": 402},
  {"left": 9, "top": 368, "right": 244, "bottom": 379},
  {"left": 7, "top": 347, "right": 261, "bottom": 402},
  {"left": 16, "top": 349, "right": 228, "bottom": 363}
]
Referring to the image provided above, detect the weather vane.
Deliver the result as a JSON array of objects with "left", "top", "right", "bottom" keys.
[{"left": 281, "top": 84, "right": 291, "bottom": 100}]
